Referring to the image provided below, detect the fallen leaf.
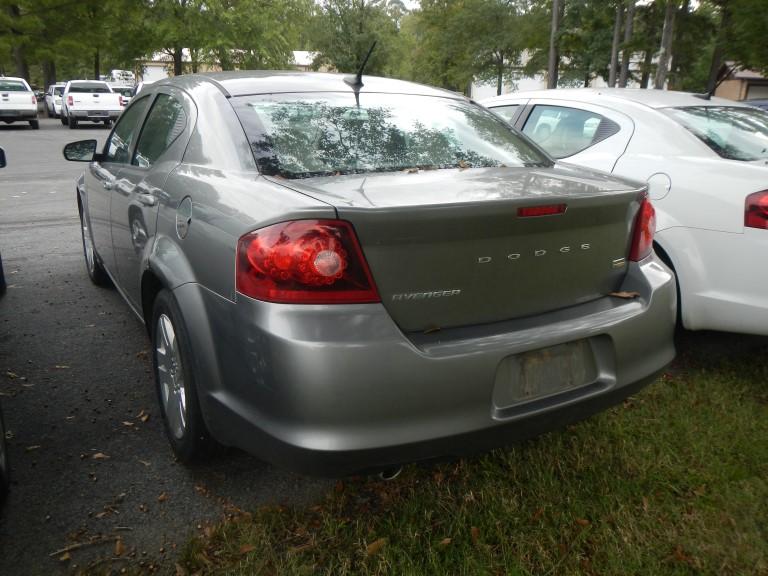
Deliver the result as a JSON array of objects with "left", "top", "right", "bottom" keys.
[
  {"left": 92, "top": 452, "right": 110, "bottom": 460},
  {"left": 115, "top": 538, "right": 125, "bottom": 557},
  {"left": 366, "top": 538, "right": 387, "bottom": 557},
  {"left": 438, "top": 537, "right": 452, "bottom": 547},
  {"left": 642, "top": 497, "right": 649, "bottom": 513},
  {"left": 140, "top": 413, "right": 150, "bottom": 423},
  {"left": 458, "top": 160, "right": 469, "bottom": 170},
  {"left": 59, "top": 552, "right": 71, "bottom": 562},
  {"left": 575, "top": 518, "right": 590, "bottom": 527},
  {"left": 157, "top": 492, "right": 168, "bottom": 503},
  {"left": 6, "top": 371, "right": 18, "bottom": 379},
  {"left": 693, "top": 485, "right": 706, "bottom": 497},
  {"left": 531, "top": 507, "right": 545, "bottom": 521},
  {"left": 404, "top": 168, "right": 419, "bottom": 174},
  {"left": 54, "top": 365, "right": 70, "bottom": 369},
  {"left": 122, "top": 421, "right": 135, "bottom": 427},
  {"left": 175, "top": 563, "right": 187, "bottom": 576},
  {"left": 138, "top": 460, "right": 151, "bottom": 467},
  {"left": 25, "top": 445, "right": 41, "bottom": 452},
  {"left": 239, "top": 544, "right": 256, "bottom": 554},
  {"left": 470, "top": 526, "right": 480, "bottom": 545},
  {"left": 608, "top": 291, "right": 640, "bottom": 299}
]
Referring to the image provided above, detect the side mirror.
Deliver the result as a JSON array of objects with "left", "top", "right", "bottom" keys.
[
  {"left": 0, "top": 147, "right": 5, "bottom": 168},
  {"left": 63, "top": 139, "right": 99, "bottom": 162}
]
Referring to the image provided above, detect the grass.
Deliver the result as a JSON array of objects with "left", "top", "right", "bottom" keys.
[{"left": 108, "top": 334, "right": 768, "bottom": 575}]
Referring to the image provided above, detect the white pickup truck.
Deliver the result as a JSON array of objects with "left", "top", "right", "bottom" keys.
[
  {"left": 61, "top": 80, "right": 123, "bottom": 129},
  {"left": 0, "top": 77, "right": 39, "bottom": 129}
]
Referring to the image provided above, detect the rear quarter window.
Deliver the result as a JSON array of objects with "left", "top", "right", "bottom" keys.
[{"left": 522, "top": 105, "right": 620, "bottom": 159}]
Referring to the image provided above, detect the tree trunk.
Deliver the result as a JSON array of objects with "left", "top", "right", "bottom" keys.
[
  {"left": 173, "top": 47, "right": 183, "bottom": 76},
  {"left": 547, "top": 0, "right": 561, "bottom": 89},
  {"left": 497, "top": 56, "right": 503, "bottom": 95},
  {"left": 42, "top": 60, "right": 57, "bottom": 88},
  {"left": 668, "top": 0, "right": 690, "bottom": 90},
  {"left": 94, "top": 48, "right": 100, "bottom": 80},
  {"left": 609, "top": 2, "right": 623, "bottom": 87},
  {"left": 619, "top": 0, "right": 636, "bottom": 87},
  {"left": 654, "top": 0, "right": 676, "bottom": 89},
  {"left": 706, "top": 4, "right": 730, "bottom": 94},
  {"left": 640, "top": 50, "right": 653, "bottom": 88},
  {"left": 8, "top": 4, "right": 29, "bottom": 80}
]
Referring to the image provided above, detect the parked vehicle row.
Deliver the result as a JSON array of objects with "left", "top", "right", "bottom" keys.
[
  {"left": 64, "top": 72, "right": 676, "bottom": 476},
  {"left": 482, "top": 89, "right": 768, "bottom": 336}
]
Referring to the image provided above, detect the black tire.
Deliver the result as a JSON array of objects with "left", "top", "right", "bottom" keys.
[
  {"left": 0, "top": 405, "right": 9, "bottom": 505},
  {"left": 68, "top": 116, "right": 77, "bottom": 129},
  {"left": 151, "top": 289, "right": 214, "bottom": 463},
  {"left": 103, "top": 119, "right": 112, "bottom": 128},
  {"left": 60, "top": 114, "right": 67, "bottom": 125},
  {"left": 29, "top": 119, "right": 39, "bottom": 130},
  {"left": 79, "top": 207, "right": 110, "bottom": 286}
]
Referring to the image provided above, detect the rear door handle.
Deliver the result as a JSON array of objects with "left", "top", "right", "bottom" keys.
[{"left": 136, "top": 183, "right": 157, "bottom": 206}]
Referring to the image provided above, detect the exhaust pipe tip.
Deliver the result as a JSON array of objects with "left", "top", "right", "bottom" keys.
[{"left": 378, "top": 466, "right": 402, "bottom": 481}]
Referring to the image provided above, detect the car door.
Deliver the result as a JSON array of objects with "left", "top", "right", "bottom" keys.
[
  {"left": 84, "top": 96, "right": 152, "bottom": 277},
  {"left": 110, "top": 88, "right": 193, "bottom": 309},
  {"left": 516, "top": 101, "right": 634, "bottom": 173}
]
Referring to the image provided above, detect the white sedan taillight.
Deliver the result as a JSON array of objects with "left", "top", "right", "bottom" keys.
[
  {"left": 745, "top": 190, "right": 768, "bottom": 230},
  {"left": 629, "top": 193, "right": 656, "bottom": 261}
]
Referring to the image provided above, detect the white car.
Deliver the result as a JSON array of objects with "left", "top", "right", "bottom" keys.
[
  {"left": 45, "top": 83, "right": 66, "bottom": 118},
  {"left": 482, "top": 89, "right": 768, "bottom": 335},
  {"left": 61, "top": 80, "right": 123, "bottom": 128},
  {"left": 0, "top": 76, "right": 39, "bottom": 129}
]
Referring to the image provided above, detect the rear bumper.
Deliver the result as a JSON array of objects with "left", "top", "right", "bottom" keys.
[
  {"left": 70, "top": 110, "right": 121, "bottom": 120},
  {"left": 0, "top": 109, "right": 36, "bottom": 120},
  {"left": 177, "top": 255, "right": 676, "bottom": 476}
]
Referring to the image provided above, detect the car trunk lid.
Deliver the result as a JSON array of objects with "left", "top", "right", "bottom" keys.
[{"left": 271, "top": 165, "right": 645, "bottom": 333}]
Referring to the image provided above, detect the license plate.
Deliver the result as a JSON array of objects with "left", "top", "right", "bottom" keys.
[
  {"left": 492, "top": 340, "right": 597, "bottom": 408},
  {"left": 88, "top": 111, "right": 107, "bottom": 116}
]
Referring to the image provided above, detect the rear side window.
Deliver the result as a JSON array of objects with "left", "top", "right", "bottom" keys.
[
  {"left": 53, "top": 87, "right": 64, "bottom": 96},
  {"left": 522, "top": 105, "right": 620, "bottom": 159},
  {"left": 0, "top": 80, "right": 29, "bottom": 92},
  {"left": 490, "top": 104, "right": 520, "bottom": 123},
  {"left": 133, "top": 94, "right": 187, "bottom": 168},
  {"left": 104, "top": 96, "right": 151, "bottom": 164}
]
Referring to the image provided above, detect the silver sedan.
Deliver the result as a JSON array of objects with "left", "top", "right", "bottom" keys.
[{"left": 64, "top": 72, "right": 676, "bottom": 475}]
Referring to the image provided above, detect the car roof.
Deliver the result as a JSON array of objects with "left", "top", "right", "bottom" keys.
[
  {"left": 168, "top": 71, "right": 464, "bottom": 100},
  {"left": 483, "top": 88, "right": 750, "bottom": 110},
  {"left": 1, "top": 76, "right": 29, "bottom": 84}
]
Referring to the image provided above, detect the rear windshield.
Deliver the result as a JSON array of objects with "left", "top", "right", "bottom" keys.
[
  {"left": 232, "top": 92, "right": 551, "bottom": 179},
  {"left": 69, "top": 83, "right": 112, "bottom": 94},
  {"left": 0, "top": 80, "right": 29, "bottom": 92},
  {"left": 664, "top": 106, "right": 768, "bottom": 161}
]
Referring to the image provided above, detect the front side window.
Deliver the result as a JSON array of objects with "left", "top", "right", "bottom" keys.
[
  {"left": 0, "top": 80, "right": 29, "bottom": 92},
  {"left": 133, "top": 94, "right": 187, "bottom": 168},
  {"left": 104, "top": 97, "right": 151, "bottom": 164},
  {"left": 663, "top": 106, "right": 768, "bottom": 161},
  {"left": 522, "top": 105, "right": 620, "bottom": 159},
  {"left": 232, "top": 92, "right": 550, "bottom": 179}
]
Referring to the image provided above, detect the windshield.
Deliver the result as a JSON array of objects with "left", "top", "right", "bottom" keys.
[
  {"left": 69, "top": 83, "right": 112, "bottom": 94},
  {"left": 232, "top": 93, "right": 551, "bottom": 179},
  {"left": 664, "top": 106, "right": 768, "bottom": 161},
  {"left": 0, "top": 80, "right": 29, "bottom": 92}
]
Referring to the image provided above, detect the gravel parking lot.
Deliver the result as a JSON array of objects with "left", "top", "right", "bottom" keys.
[{"left": 0, "top": 118, "right": 330, "bottom": 574}]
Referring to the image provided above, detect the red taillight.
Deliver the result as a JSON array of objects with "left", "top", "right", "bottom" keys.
[
  {"left": 745, "top": 190, "right": 768, "bottom": 230},
  {"left": 31, "top": 94, "right": 36, "bottom": 104},
  {"left": 629, "top": 194, "right": 656, "bottom": 262},
  {"left": 67, "top": 95, "right": 73, "bottom": 106},
  {"left": 517, "top": 204, "right": 567, "bottom": 218},
  {"left": 236, "top": 220, "right": 380, "bottom": 304},
  {"left": 119, "top": 95, "right": 124, "bottom": 107}
]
